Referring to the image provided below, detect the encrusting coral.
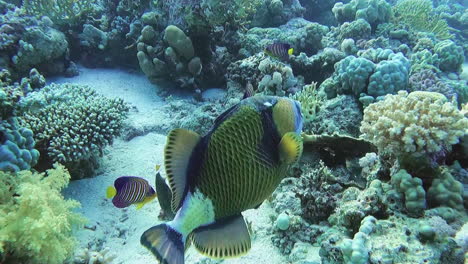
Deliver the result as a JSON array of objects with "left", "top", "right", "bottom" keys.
[{"left": 0, "top": 164, "right": 86, "bottom": 264}]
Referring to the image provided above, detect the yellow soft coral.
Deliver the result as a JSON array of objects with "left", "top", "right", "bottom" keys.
[
  {"left": 0, "top": 164, "right": 86, "bottom": 264},
  {"left": 360, "top": 91, "right": 468, "bottom": 158}
]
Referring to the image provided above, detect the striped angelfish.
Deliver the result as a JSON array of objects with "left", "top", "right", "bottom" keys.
[
  {"left": 264, "top": 43, "right": 294, "bottom": 60},
  {"left": 106, "top": 176, "right": 157, "bottom": 209}
]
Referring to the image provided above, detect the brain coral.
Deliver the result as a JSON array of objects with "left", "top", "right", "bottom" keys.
[
  {"left": 360, "top": 91, "right": 468, "bottom": 158},
  {"left": 18, "top": 83, "right": 129, "bottom": 165}
]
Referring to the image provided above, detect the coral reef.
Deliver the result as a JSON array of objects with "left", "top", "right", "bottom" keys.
[
  {"left": 361, "top": 91, "right": 468, "bottom": 159},
  {"left": 18, "top": 83, "right": 129, "bottom": 177},
  {"left": 0, "top": 165, "right": 86, "bottom": 264},
  {"left": 0, "top": 118, "right": 39, "bottom": 172}
]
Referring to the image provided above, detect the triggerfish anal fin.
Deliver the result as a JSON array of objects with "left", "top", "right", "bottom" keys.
[
  {"left": 191, "top": 214, "right": 251, "bottom": 259},
  {"left": 279, "top": 132, "right": 303, "bottom": 164},
  {"left": 155, "top": 171, "right": 176, "bottom": 219},
  {"left": 165, "top": 129, "right": 201, "bottom": 212}
]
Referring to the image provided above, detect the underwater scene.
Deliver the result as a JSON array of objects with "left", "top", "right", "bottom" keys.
[{"left": 0, "top": 0, "right": 468, "bottom": 263}]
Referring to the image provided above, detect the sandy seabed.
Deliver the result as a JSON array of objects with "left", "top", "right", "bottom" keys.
[{"left": 54, "top": 67, "right": 315, "bottom": 264}]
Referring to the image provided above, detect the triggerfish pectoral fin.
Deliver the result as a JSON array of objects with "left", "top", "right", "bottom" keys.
[
  {"left": 191, "top": 214, "right": 251, "bottom": 259},
  {"left": 141, "top": 224, "right": 185, "bottom": 264},
  {"left": 155, "top": 171, "right": 176, "bottom": 219},
  {"left": 106, "top": 186, "right": 117, "bottom": 199},
  {"left": 288, "top": 48, "right": 294, "bottom": 55},
  {"left": 279, "top": 132, "right": 303, "bottom": 164}
]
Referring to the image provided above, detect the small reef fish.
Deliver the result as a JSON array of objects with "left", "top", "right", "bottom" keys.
[
  {"left": 264, "top": 43, "right": 294, "bottom": 60},
  {"left": 106, "top": 176, "right": 157, "bottom": 209},
  {"left": 140, "top": 95, "right": 304, "bottom": 264}
]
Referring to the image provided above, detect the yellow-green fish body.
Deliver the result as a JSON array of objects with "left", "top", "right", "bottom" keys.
[{"left": 141, "top": 96, "right": 303, "bottom": 264}]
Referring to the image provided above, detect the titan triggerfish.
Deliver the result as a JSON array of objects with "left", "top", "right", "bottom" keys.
[{"left": 141, "top": 95, "right": 304, "bottom": 264}]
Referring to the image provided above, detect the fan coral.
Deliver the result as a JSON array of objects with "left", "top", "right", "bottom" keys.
[
  {"left": 0, "top": 164, "right": 86, "bottom": 264},
  {"left": 360, "top": 91, "right": 468, "bottom": 158}
]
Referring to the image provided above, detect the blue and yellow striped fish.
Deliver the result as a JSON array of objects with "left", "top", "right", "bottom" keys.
[
  {"left": 264, "top": 43, "right": 294, "bottom": 61},
  {"left": 106, "top": 176, "right": 157, "bottom": 209}
]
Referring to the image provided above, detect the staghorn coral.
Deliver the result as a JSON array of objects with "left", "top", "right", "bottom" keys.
[
  {"left": 360, "top": 91, "right": 468, "bottom": 158},
  {"left": 22, "top": 0, "right": 94, "bottom": 26},
  {"left": 18, "top": 83, "right": 129, "bottom": 171},
  {"left": 393, "top": 0, "right": 452, "bottom": 40},
  {"left": 0, "top": 164, "right": 86, "bottom": 264}
]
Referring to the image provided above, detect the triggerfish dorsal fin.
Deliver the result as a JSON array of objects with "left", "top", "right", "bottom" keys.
[
  {"left": 191, "top": 214, "right": 251, "bottom": 259},
  {"left": 279, "top": 132, "right": 303, "bottom": 164},
  {"left": 165, "top": 129, "right": 201, "bottom": 212},
  {"left": 106, "top": 186, "right": 117, "bottom": 198}
]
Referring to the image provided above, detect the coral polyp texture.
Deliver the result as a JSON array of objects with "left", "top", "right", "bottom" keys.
[
  {"left": 18, "top": 83, "right": 129, "bottom": 165},
  {"left": 0, "top": 118, "right": 39, "bottom": 172},
  {"left": 361, "top": 91, "right": 468, "bottom": 158},
  {"left": 0, "top": 164, "right": 86, "bottom": 264}
]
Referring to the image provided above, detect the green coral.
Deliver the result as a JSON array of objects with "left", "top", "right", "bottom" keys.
[
  {"left": 22, "top": 0, "right": 94, "bottom": 26},
  {"left": 393, "top": 0, "right": 452, "bottom": 40},
  {"left": 427, "top": 169, "right": 464, "bottom": 211},
  {"left": 290, "top": 82, "right": 322, "bottom": 124},
  {"left": 0, "top": 118, "right": 40, "bottom": 172},
  {"left": 391, "top": 169, "right": 426, "bottom": 215},
  {"left": 340, "top": 216, "right": 377, "bottom": 264},
  {"left": 332, "top": 0, "right": 392, "bottom": 27},
  {"left": 200, "top": 0, "right": 262, "bottom": 28},
  {"left": 434, "top": 40, "right": 465, "bottom": 73},
  {"left": 18, "top": 83, "right": 129, "bottom": 165},
  {"left": 0, "top": 165, "right": 86, "bottom": 264}
]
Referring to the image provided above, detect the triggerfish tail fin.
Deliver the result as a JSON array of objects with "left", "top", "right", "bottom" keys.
[
  {"left": 191, "top": 214, "right": 251, "bottom": 259},
  {"left": 141, "top": 224, "right": 185, "bottom": 264},
  {"left": 288, "top": 48, "right": 294, "bottom": 55},
  {"left": 279, "top": 132, "right": 303, "bottom": 164},
  {"left": 106, "top": 186, "right": 117, "bottom": 199}
]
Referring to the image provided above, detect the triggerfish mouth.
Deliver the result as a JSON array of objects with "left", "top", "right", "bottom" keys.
[
  {"left": 140, "top": 95, "right": 304, "bottom": 264},
  {"left": 106, "top": 176, "right": 157, "bottom": 209}
]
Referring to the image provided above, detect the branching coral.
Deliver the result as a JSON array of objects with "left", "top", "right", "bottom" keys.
[
  {"left": 23, "top": 0, "right": 94, "bottom": 26},
  {"left": 18, "top": 83, "right": 129, "bottom": 166},
  {"left": 393, "top": 0, "right": 452, "bottom": 39},
  {"left": 361, "top": 91, "right": 468, "bottom": 158},
  {"left": 0, "top": 164, "right": 86, "bottom": 264}
]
